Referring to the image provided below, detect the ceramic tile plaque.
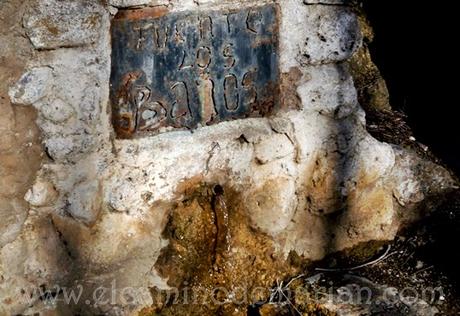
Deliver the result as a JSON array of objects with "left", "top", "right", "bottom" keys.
[{"left": 110, "top": 4, "right": 279, "bottom": 138}]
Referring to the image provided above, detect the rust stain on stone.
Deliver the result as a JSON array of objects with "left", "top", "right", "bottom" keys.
[
  {"left": 84, "top": 14, "right": 102, "bottom": 29},
  {"left": 280, "top": 67, "right": 303, "bottom": 110},
  {"left": 39, "top": 19, "right": 60, "bottom": 36},
  {"left": 146, "top": 182, "right": 304, "bottom": 315},
  {"left": 114, "top": 6, "right": 169, "bottom": 21}
]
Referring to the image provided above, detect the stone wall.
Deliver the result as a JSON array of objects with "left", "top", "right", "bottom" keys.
[{"left": 0, "top": 0, "right": 456, "bottom": 315}]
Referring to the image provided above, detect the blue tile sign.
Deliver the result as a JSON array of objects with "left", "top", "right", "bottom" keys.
[{"left": 110, "top": 4, "right": 279, "bottom": 138}]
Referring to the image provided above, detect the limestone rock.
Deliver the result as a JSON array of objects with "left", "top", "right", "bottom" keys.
[
  {"left": 108, "top": 0, "right": 169, "bottom": 7},
  {"left": 279, "top": 1, "right": 362, "bottom": 78},
  {"left": 298, "top": 64, "right": 358, "bottom": 116},
  {"left": 8, "top": 67, "right": 53, "bottom": 106},
  {"left": 391, "top": 147, "right": 456, "bottom": 207},
  {"left": 334, "top": 183, "right": 397, "bottom": 251},
  {"left": 67, "top": 180, "right": 102, "bottom": 225},
  {"left": 304, "top": 151, "right": 345, "bottom": 216},
  {"left": 24, "top": 180, "right": 58, "bottom": 207},
  {"left": 0, "top": 217, "right": 70, "bottom": 315},
  {"left": 23, "top": 0, "right": 103, "bottom": 50},
  {"left": 299, "top": 5, "right": 362, "bottom": 65},
  {"left": 107, "top": 181, "right": 139, "bottom": 213},
  {"left": 304, "top": 0, "right": 347, "bottom": 4},
  {"left": 254, "top": 133, "right": 295, "bottom": 164},
  {"left": 0, "top": 199, "right": 28, "bottom": 248},
  {"left": 346, "top": 136, "right": 396, "bottom": 191},
  {"left": 246, "top": 177, "right": 297, "bottom": 235},
  {"left": 39, "top": 98, "right": 75, "bottom": 124},
  {"left": 44, "top": 135, "right": 96, "bottom": 162}
]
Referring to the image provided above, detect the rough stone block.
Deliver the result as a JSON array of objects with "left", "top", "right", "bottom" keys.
[
  {"left": 108, "top": 0, "right": 169, "bottom": 7},
  {"left": 44, "top": 135, "right": 96, "bottom": 162},
  {"left": 254, "top": 133, "right": 295, "bottom": 164},
  {"left": 107, "top": 181, "right": 138, "bottom": 213},
  {"left": 298, "top": 64, "right": 358, "bottom": 115},
  {"left": 23, "top": 0, "right": 103, "bottom": 49},
  {"left": 0, "top": 199, "right": 28, "bottom": 247},
  {"left": 8, "top": 67, "right": 53, "bottom": 106},
  {"left": 39, "top": 98, "right": 75, "bottom": 124},
  {"left": 24, "top": 180, "right": 58, "bottom": 207},
  {"left": 304, "top": 0, "right": 348, "bottom": 4},
  {"left": 246, "top": 178, "right": 297, "bottom": 235},
  {"left": 67, "top": 181, "right": 101, "bottom": 225},
  {"left": 300, "top": 5, "right": 362, "bottom": 65}
]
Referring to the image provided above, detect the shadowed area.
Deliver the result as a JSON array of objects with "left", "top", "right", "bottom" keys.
[{"left": 362, "top": 0, "right": 459, "bottom": 176}]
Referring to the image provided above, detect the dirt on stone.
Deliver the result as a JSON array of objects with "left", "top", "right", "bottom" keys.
[
  {"left": 0, "top": 0, "right": 43, "bottom": 246},
  {"left": 141, "top": 183, "right": 305, "bottom": 316},
  {"left": 247, "top": 191, "right": 460, "bottom": 316},
  {"left": 141, "top": 186, "right": 460, "bottom": 315}
]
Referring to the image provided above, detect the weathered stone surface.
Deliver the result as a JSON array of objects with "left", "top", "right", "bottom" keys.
[
  {"left": 67, "top": 180, "right": 102, "bottom": 225},
  {"left": 279, "top": 0, "right": 311, "bottom": 72},
  {"left": 23, "top": 0, "right": 103, "bottom": 49},
  {"left": 298, "top": 64, "right": 358, "bottom": 116},
  {"left": 304, "top": 0, "right": 347, "bottom": 4},
  {"left": 108, "top": 0, "right": 169, "bottom": 7},
  {"left": 0, "top": 0, "right": 43, "bottom": 259},
  {"left": 0, "top": 199, "right": 28, "bottom": 248},
  {"left": 24, "top": 180, "right": 58, "bottom": 207},
  {"left": 254, "top": 133, "right": 295, "bottom": 164},
  {"left": 44, "top": 135, "right": 97, "bottom": 162},
  {"left": 39, "top": 98, "right": 75, "bottom": 124},
  {"left": 246, "top": 177, "right": 297, "bottom": 234},
  {"left": 349, "top": 45, "right": 391, "bottom": 112},
  {"left": 8, "top": 67, "right": 53, "bottom": 106},
  {"left": 107, "top": 181, "right": 139, "bottom": 213},
  {"left": 391, "top": 147, "right": 456, "bottom": 207},
  {"left": 0, "top": 0, "right": 457, "bottom": 315},
  {"left": 348, "top": 10, "right": 392, "bottom": 112},
  {"left": 279, "top": 1, "right": 361, "bottom": 70},
  {"left": 0, "top": 217, "right": 70, "bottom": 315},
  {"left": 300, "top": 5, "right": 362, "bottom": 65}
]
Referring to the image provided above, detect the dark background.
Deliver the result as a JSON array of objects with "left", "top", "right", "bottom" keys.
[
  {"left": 362, "top": 2, "right": 460, "bottom": 290},
  {"left": 362, "top": 1, "right": 459, "bottom": 175}
]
